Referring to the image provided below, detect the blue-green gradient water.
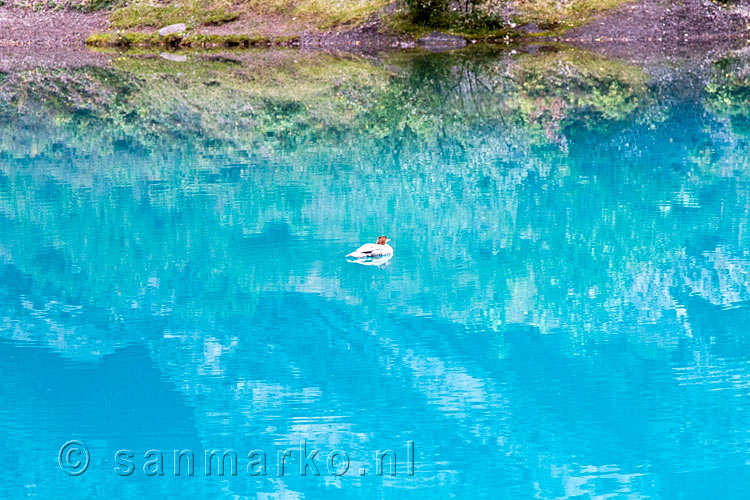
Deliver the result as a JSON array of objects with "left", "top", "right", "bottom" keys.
[{"left": 3, "top": 46, "right": 750, "bottom": 498}]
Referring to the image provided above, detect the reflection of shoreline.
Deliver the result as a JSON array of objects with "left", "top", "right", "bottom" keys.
[
  {"left": 0, "top": 46, "right": 652, "bottom": 158},
  {"left": 2, "top": 44, "right": 750, "bottom": 347},
  {"left": 0, "top": 47, "right": 113, "bottom": 72}
]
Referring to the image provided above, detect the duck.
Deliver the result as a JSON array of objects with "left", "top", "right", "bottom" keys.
[{"left": 346, "top": 236, "right": 393, "bottom": 260}]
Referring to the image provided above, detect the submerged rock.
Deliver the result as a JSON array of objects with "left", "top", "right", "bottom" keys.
[
  {"left": 158, "top": 23, "right": 187, "bottom": 37},
  {"left": 159, "top": 52, "right": 187, "bottom": 62},
  {"left": 417, "top": 31, "right": 467, "bottom": 52}
]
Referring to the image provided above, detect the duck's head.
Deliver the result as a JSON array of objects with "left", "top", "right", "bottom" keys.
[{"left": 376, "top": 236, "right": 390, "bottom": 245}]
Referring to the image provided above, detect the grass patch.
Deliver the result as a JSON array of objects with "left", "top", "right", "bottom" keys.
[
  {"left": 110, "top": 2, "right": 239, "bottom": 29},
  {"left": 295, "top": 0, "right": 390, "bottom": 26},
  {"left": 109, "top": 0, "right": 388, "bottom": 30},
  {"left": 86, "top": 32, "right": 162, "bottom": 47},
  {"left": 183, "top": 34, "right": 274, "bottom": 47},
  {"left": 249, "top": 0, "right": 389, "bottom": 27}
]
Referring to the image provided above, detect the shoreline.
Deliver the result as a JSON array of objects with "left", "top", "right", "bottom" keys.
[
  {"left": 2, "top": 0, "right": 750, "bottom": 54},
  {"left": 0, "top": 5, "right": 414, "bottom": 51}
]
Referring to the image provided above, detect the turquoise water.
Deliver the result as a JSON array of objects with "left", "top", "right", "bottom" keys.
[{"left": 3, "top": 47, "right": 750, "bottom": 498}]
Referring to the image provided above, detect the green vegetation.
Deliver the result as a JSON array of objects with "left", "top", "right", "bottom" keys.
[
  {"left": 287, "top": 0, "right": 390, "bottom": 26},
  {"left": 98, "top": 0, "right": 390, "bottom": 41},
  {"left": 404, "top": 0, "right": 450, "bottom": 25},
  {"left": 705, "top": 55, "right": 750, "bottom": 135},
  {"left": 396, "top": 0, "right": 635, "bottom": 36},
  {"left": 387, "top": 12, "right": 508, "bottom": 39},
  {"left": 110, "top": 2, "right": 239, "bottom": 28},
  {"left": 86, "top": 32, "right": 162, "bottom": 47},
  {"left": 248, "top": 0, "right": 390, "bottom": 27},
  {"left": 86, "top": 32, "right": 299, "bottom": 47},
  {"left": 391, "top": 0, "right": 506, "bottom": 36},
  {"left": 392, "top": 0, "right": 635, "bottom": 37}
]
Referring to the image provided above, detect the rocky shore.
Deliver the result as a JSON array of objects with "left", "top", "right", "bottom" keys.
[
  {"left": 2, "top": 0, "right": 750, "bottom": 55},
  {"left": 559, "top": 0, "right": 750, "bottom": 49},
  {"left": 0, "top": 6, "right": 107, "bottom": 47}
]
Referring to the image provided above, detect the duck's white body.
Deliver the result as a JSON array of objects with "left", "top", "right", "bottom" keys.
[
  {"left": 349, "top": 252, "right": 393, "bottom": 267},
  {"left": 346, "top": 243, "right": 394, "bottom": 259}
]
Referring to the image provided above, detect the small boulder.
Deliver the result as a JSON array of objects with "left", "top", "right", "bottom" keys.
[
  {"left": 158, "top": 23, "right": 187, "bottom": 37},
  {"left": 416, "top": 31, "right": 467, "bottom": 52}
]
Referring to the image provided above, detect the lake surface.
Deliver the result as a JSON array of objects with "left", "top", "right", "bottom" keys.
[{"left": 3, "top": 45, "right": 750, "bottom": 498}]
